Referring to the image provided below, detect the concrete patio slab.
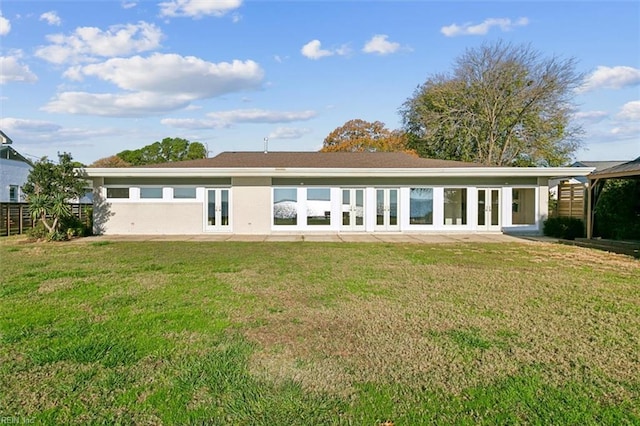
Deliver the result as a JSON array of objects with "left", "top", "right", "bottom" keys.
[
  {"left": 226, "top": 235, "right": 267, "bottom": 242},
  {"left": 75, "top": 233, "right": 535, "bottom": 244},
  {"left": 337, "top": 234, "right": 383, "bottom": 242},
  {"left": 265, "top": 235, "right": 304, "bottom": 242},
  {"left": 302, "top": 234, "right": 343, "bottom": 242}
]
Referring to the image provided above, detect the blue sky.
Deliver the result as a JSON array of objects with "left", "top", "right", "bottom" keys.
[{"left": 1, "top": 0, "right": 638, "bottom": 165}]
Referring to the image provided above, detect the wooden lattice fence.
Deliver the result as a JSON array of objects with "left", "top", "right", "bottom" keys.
[
  {"left": 556, "top": 182, "right": 586, "bottom": 220},
  {"left": 0, "top": 202, "right": 92, "bottom": 236}
]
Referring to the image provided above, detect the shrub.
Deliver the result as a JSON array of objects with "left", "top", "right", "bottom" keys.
[
  {"left": 543, "top": 217, "right": 585, "bottom": 240},
  {"left": 594, "top": 179, "right": 640, "bottom": 240},
  {"left": 26, "top": 222, "right": 49, "bottom": 241},
  {"left": 60, "top": 215, "right": 91, "bottom": 238}
]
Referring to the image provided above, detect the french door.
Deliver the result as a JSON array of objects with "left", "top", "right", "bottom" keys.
[
  {"left": 205, "top": 188, "right": 230, "bottom": 231},
  {"left": 375, "top": 188, "right": 399, "bottom": 231},
  {"left": 477, "top": 188, "right": 500, "bottom": 231},
  {"left": 341, "top": 189, "right": 365, "bottom": 231}
]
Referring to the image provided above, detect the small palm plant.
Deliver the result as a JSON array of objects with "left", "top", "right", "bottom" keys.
[{"left": 22, "top": 153, "right": 86, "bottom": 240}]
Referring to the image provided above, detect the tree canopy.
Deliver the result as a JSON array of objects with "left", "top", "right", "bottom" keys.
[
  {"left": 320, "top": 119, "right": 415, "bottom": 155},
  {"left": 90, "top": 155, "right": 132, "bottom": 168},
  {"left": 110, "top": 137, "right": 207, "bottom": 166},
  {"left": 22, "top": 153, "right": 87, "bottom": 237},
  {"left": 400, "top": 42, "right": 583, "bottom": 166}
]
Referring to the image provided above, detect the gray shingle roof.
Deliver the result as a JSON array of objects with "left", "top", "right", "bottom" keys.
[
  {"left": 149, "top": 151, "right": 487, "bottom": 169},
  {"left": 590, "top": 156, "right": 640, "bottom": 178}
]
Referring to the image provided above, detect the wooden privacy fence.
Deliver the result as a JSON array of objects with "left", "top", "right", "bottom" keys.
[
  {"left": 0, "top": 203, "right": 92, "bottom": 237},
  {"left": 556, "top": 182, "right": 586, "bottom": 220}
]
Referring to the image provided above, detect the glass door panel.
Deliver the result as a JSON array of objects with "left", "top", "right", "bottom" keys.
[
  {"left": 374, "top": 188, "right": 400, "bottom": 231},
  {"left": 477, "top": 190, "right": 486, "bottom": 226},
  {"left": 341, "top": 189, "right": 365, "bottom": 231},
  {"left": 221, "top": 189, "right": 229, "bottom": 226},
  {"left": 491, "top": 190, "right": 499, "bottom": 226},
  {"left": 376, "top": 189, "right": 384, "bottom": 226},
  {"left": 355, "top": 189, "right": 364, "bottom": 226},
  {"left": 477, "top": 189, "right": 500, "bottom": 231},
  {"left": 206, "top": 189, "right": 231, "bottom": 231},
  {"left": 342, "top": 190, "right": 351, "bottom": 226},
  {"left": 389, "top": 189, "right": 398, "bottom": 226},
  {"left": 207, "top": 189, "right": 217, "bottom": 226}
]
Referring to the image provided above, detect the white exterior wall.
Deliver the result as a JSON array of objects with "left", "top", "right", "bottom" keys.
[
  {"left": 103, "top": 202, "right": 203, "bottom": 234},
  {"left": 0, "top": 159, "right": 31, "bottom": 202},
  {"left": 93, "top": 179, "right": 550, "bottom": 235},
  {"left": 232, "top": 177, "right": 272, "bottom": 234}
]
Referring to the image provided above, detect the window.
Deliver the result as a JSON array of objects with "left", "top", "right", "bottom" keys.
[
  {"left": 9, "top": 185, "right": 19, "bottom": 202},
  {"left": 444, "top": 188, "right": 467, "bottom": 225},
  {"left": 306, "top": 188, "right": 331, "bottom": 226},
  {"left": 173, "top": 187, "right": 196, "bottom": 199},
  {"left": 106, "top": 187, "right": 129, "bottom": 199},
  {"left": 273, "top": 188, "right": 297, "bottom": 225},
  {"left": 512, "top": 188, "right": 536, "bottom": 225},
  {"left": 409, "top": 188, "right": 433, "bottom": 225},
  {"left": 140, "top": 187, "right": 163, "bottom": 199}
]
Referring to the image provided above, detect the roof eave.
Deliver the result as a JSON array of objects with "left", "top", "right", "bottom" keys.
[
  {"left": 589, "top": 170, "right": 640, "bottom": 180},
  {"left": 83, "top": 166, "right": 595, "bottom": 179}
]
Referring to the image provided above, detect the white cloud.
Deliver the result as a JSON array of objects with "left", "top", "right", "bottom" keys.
[
  {"left": 0, "top": 12, "right": 10, "bottom": 35},
  {"left": 578, "top": 66, "right": 640, "bottom": 93},
  {"left": 573, "top": 110, "right": 609, "bottom": 123},
  {"left": 268, "top": 127, "right": 311, "bottom": 140},
  {"left": 159, "top": 0, "right": 242, "bottom": 18},
  {"left": 301, "top": 40, "right": 333, "bottom": 60},
  {"left": 162, "top": 109, "right": 317, "bottom": 129},
  {"left": 362, "top": 34, "right": 400, "bottom": 55},
  {"left": 0, "top": 117, "right": 62, "bottom": 132},
  {"left": 617, "top": 100, "right": 640, "bottom": 121},
  {"left": 0, "top": 52, "right": 38, "bottom": 84},
  {"left": 43, "top": 91, "right": 194, "bottom": 117},
  {"left": 45, "top": 54, "right": 264, "bottom": 116},
  {"left": 441, "top": 17, "right": 529, "bottom": 37},
  {"left": 35, "top": 21, "right": 163, "bottom": 64},
  {"left": 208, "top": 109, "right": 316, "bottom": 124},
  {"left": 0, "top": 117, "right": 118, "bottom": 150},
  {"left": 122, "top": 1, "right": 137, "bottom": 9},
  {"left": 40, "top": 11, "right": 61, "bottom": 26},
  {"left": 610, "top": 124, "right": 640, "bottom": 139},
  {"left": 66, "top": 54, "right": 263, "bottom": 96}
]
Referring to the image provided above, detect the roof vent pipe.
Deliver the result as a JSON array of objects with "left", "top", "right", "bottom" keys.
[{"left": 264, "top": 137, "right": 268, "bottom": 154}]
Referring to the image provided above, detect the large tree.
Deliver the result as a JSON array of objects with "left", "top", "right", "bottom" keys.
[
  {"left": 90, "top": 155, "right": 132, "bottom": 168},
  {"left": 115, "top": 137, "right": 207, "bottom": 166},
  {"left": 320, "top": 119, "right": 415, "bottom": 154},
  {"left": 400, "top": 42, "right": 583, "bottom": 166},
  {"left": 22, "top": 153, "right": 87, "bottom": 237}
]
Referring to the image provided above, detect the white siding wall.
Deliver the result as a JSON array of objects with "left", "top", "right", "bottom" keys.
[{"left": 0, "top": 159, "right": 31, "bottom": 202}]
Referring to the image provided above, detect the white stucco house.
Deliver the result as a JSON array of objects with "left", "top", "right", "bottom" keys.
[
  {"left": 84, "top": 151, "right": 594, "bottom": 236},
  {"left": 0, "top": 131, "right": 32, "bottom": 203}
]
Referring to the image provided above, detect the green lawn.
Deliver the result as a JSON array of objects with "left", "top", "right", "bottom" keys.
[{"left": 1, "top": 237, "right": 639, "bottom": 425}]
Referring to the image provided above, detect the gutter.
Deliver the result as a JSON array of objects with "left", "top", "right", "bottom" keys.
[{"left": 83, "top": 166, "right": 595, "bottom": 179}]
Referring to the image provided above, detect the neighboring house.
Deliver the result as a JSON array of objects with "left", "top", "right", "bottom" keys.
[
  {"left": 84, "top": 151, "right": 593, "bottom": 235},
  {"left": 0, "top": 131, "right": 32, "bottom": 203},
  {"left": 549, "top": 160, "right": 626, "bottom": 199},
  {"left": 548, "top": 160, "right": 629, "bottom": 219}
]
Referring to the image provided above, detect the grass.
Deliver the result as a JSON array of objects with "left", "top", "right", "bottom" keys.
[{"left": 0, "top": 237, "right": 639, "bottom": 424}]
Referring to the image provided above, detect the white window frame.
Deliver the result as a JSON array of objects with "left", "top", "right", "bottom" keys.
[
  {"left": 504, "top": 186, "right": 539, "bottom": 231},
  {"left": 9, "top": 185, "right": 19, "bottom": 202}
]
